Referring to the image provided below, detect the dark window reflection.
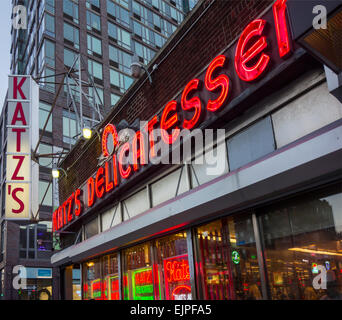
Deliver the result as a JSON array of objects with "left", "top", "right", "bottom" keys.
[{"left": 260, "top": 189, "right": 342, "bottom": 300}]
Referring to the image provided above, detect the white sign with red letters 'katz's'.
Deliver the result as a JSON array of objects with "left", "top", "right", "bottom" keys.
[{"left": 5, "top": 75, "right": 39, "bottom": 220}]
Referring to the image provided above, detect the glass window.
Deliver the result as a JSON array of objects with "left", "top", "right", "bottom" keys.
[
  {"left": 63, "top": 113, "right": 78, "bottom": 144},
  {"left": 87, "top": 10, "right": 101, "bottom": 32},
  {"left": 86, "top": 0, "right": 100, "bottom": 9},
  {"left": 88, "top": 59, "right": 103, "bottom": 81},
  {"left": 39, "top": 143, "right": 53, "bottom": 168},
  {"left": 107, "top": 0, "right": 130, "bottom": 28},
  {"left": 133, "top": 41, "right": 155, "bottom": 65},
  {"left": 190, "top": 142, "right": 229, "bottom": 187},
  {"left": 259, "top": 186, "right": 342, "bottom": 300},
  {"left": 82, "top": 259, "right": 102, "bottom": 300},
  {"left": 151, "top": 167, "right": 189, "bottom": 207},
  {"left": 64, "top": 22, "right": 80, "bottom": 49},
  {"left": 64, "top": 47, "right": 79, "bottom": 69},
  {"left": 110, "top": 69, "right": 133, "bottom": 93},
  {"left": 44, "top": 13, "right": 55, "bottom": 37},
  {"left": 122, "top": 189, "right": 149, "bottom": 221},
  {"left": 102, "top": 254, "right": 120, "bottom": 300},
  {"left": 101, "top": 204, "right": 121, "bottom": 231},
  {"left": 40, "top": 66, "right": 55, "bottom": 93},
  {"left": 84, "top": 218, "right": 99, "bottom": 240},
  {"left": 227, "top": 117, "right": 275, "bottom": 171},
  {"left": 194, "top": 214, "right": 261, "bottom": 300},
  {"left": 39, "top": 180, "right": 52, "bottom": 207},
  {"left": 39, "top": 101, "right": 52, "bottom": 132},
  {"left": 111, "top": 93, "right": 121, "bottom": 106},
  {"left": 63, "top": 0, "right": 79, "bottom": 24},
  {"left": 37, "top": 222, "right": 52, "bottom": 252},
  {"left": 122, "top": 242, "right": 154, "bottom": 300},
  {"left": 87, "top": 34, "right": 102, "bottom": 56},
  {"left": 109, "top": 45, "right": 132, "bottom": 74},
  {"left": 38, "top": 40, "right": 55, "bottom": 72},
  {"left": 154, "top": 232, "right": 192, "bottom": 300},
  {"left": 108, "top": 22, "right": 131, "bottom": 50}
]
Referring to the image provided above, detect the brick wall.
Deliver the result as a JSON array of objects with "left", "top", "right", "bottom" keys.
[{"left": 59, "top": 0, "right": 273, "bottom": 202}]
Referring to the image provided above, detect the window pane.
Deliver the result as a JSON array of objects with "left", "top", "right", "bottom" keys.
[
  {"left": 39, "top": 101, "right": 52, "bottom": 132},
  {"left": 122, "top": 242, "right": 154, "bottom": 300},
  {"left": 84, "top": 218, "right": 99, "bottom": 240},
  {"left": 39, "top": 180, "right": 52, "bottom": 206},
  {"left": 39, "top": 143, "right": 53, "bottom": 168},
  {"left": 102, "top": 254, "right": 120, "bottom": 300},
  {"left": 194, "top": 215, "right": 261, "bottom": 300},
  {"left": 82, "top": 259, "right": 102, "bottom": 300},
  {"left": 87, "top": 11, "right": 101, "bottom": 31},
  {"left": 154, "top": 232, "right": 192, "bottom": 300},
  {"left": 259, "top": 187, "right": 342, "bottom": 300}
]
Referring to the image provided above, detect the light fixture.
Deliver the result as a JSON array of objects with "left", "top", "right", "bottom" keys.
[
  {"left": 52, "top": 165, "right": 68, "bottom": 179},
  {"left": 130, "top": 54, "right": 156, "bottom": 84},
  {"left": 288, "top": 247, "right": 342, "bottom": 257},
  {"left": 82, "top": 126, "right": 93, "bottom": 140}
]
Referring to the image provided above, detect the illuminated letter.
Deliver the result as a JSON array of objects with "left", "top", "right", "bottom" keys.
[
  {"left": 145, "top": 116, "right": 159, "bottom": 159},
  {"left": 11, "top": 155, "right": 25, "bottom": 181},
  {"left": 118, "top": 142, "right": 132, "bottom": 179},
  {"left": 205, "top": 55, "right": 229, "bottom": 112},
  {"left": 95, "top": 167, "right": 105, "bottom": 199},
  {"left": 74, "top": 189, "right": 82, "bottom": 216},
  {"left": 11, "top": 187, "right": 25, "bottom": 214},
  {"left": 235, "top": 19, "right": 270, "bottom": 82},
  {"left": 87, "top": 177, "right": 95, "bottom": 207},
  {"left": 160, "top": 101, "right": 180, "bottom": 145},
  {"left": 67, "top": 194, "right": 74, "bottom": 222},
  {"left": 273, "top": 0, "right": 291, "bottom": 58},
  {"left": 105, "top": 161, "right": 114, "bottom": 192},
  {"left": 181, "top": 79, "right": 202, "bottom": 129},
  {"left": 112, "top": 154, "right": 119, "bottom": 187},
  {"left": 11, "top": 102, "right": 27, "bottom": 125},
  {"left": 132, "top": 131, "right": 147, "bottom": 171},
  {"left": 57, "top": 206, "right": 63, "bottom": 229},
  {"left": 52, "top": 209, "right": 58, "bottom": 232},
  {"left": 13, "top": 77, "right": 26, "bottom": 99},
  {"left": 12, "top": 128, "right": 26, "bottom": 152},
  {"left": 102, "top": 124, "right": 118, "bottom": 157}
]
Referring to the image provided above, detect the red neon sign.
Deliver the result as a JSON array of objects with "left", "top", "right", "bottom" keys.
[
  {"left": 181, "top": 79, "right": 202, "bottom": 129},
  {"left": 53, "top": 6, "right": 294, "bottom": 233},
  {"left": 273, "top": 0, "right": 291, "bottom": 58},
  {"left": 163, "top": 254, "right": 191, "bottom": 300},
  {"left": 118, "top": 142, "right": 132, "bottom": 179},
  {"left": 160, "top": 100, "right": 180, "bottom": 145},
  {"left": 205, "top": 55, "right": 230, "bottom": 112},
  {"left": 102, "top": 124, "right": 118, "bottom": 157},
  {"left": 235, "top": 19, "right": 270, "bottom": 82},
  {"left": 171, "top": 285, "right": 192, "bottom": 300}
]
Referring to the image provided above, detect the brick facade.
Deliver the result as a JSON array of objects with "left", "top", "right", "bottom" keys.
[{"left": 59, "top": 0, "right": 273, "bottom": 202}]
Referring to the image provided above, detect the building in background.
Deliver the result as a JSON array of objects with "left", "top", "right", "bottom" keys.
[
  {"left": 50, "top": 0, "right": 342, "bottom": 300},
  {"left": 0, "top": 0, "right": 196, "bottom": 300}
]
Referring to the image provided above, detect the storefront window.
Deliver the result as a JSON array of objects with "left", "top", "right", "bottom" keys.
[
  {"left": 194, "top": 215, "right": 261, "bottom": 300},
  {"left": 102, "top": 254, "right": 120, "bottom": 300},
  {"left": 82, "top": 259, "right": 102, "bottom": 300},
  {"left": 122, "top": 242, "right": 154, "bottom": 300},
  {"left": 154, "top": 232, "right": 191, "bottom": 300},
  {"left": 259, "top": 187, "right": 342, "bottom": 300}
]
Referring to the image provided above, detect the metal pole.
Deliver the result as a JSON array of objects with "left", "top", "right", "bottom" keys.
[
  {"left": 118, "top": 251, "right": 123, "bottom": 300},
  {"left": 252, "top": 213, "right": 269, "bottom": 300},
  {"left": 78, "top": 54, "right": 84, "bottom": 132},
  {"left": 33, "top": 73, "right": 66, "bottom": 157},
  {"left": 186, "top": 228, "right": 197, "bottom": 300}
]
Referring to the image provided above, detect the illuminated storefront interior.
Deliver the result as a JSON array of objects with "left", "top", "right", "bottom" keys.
[{"left": 69, "top": 184, "right": 342, "bottom": 300}]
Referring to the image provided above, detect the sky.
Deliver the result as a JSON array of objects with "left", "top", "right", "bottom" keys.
[{"left": 0, "top": 1, "right": 12, "bottom": 112}]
